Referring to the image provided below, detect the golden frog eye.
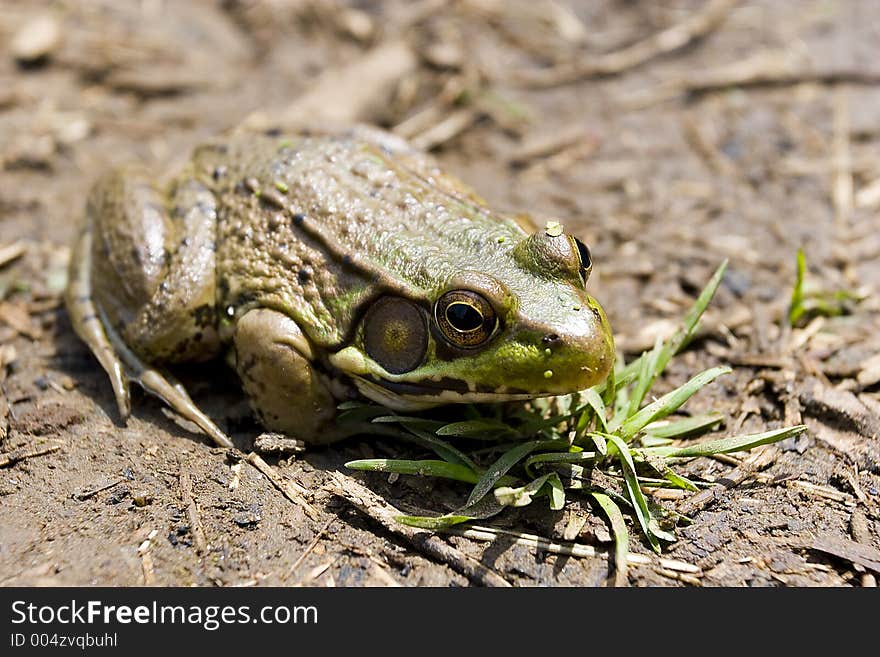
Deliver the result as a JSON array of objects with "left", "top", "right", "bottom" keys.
[
  {"left": 573, "top": 237, "right": 593, "bottom": 286},
  {"left": 434, "top": 290, "right": 498, "bottom": 349},
  {"left": 363, "top": 296, "right": 428, "bottom": 374}
]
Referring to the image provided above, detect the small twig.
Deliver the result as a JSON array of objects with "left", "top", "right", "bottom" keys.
[
  {"left": 787, "top": 479, "right": 853, "bottom": 504},
  {"left": 509, "top": 124, "right": 597, "bottom": 167},
  {"left": 655, "top": 567, "right": 703, "bottom": 586},
  {"left": 409, "top": 108, "right": 480, "bottom": 151},
  {"left": 621, "top": 47, "right": 880, "bottom": 109},
  {"left": 811, "top": 536, "right": 880, "bottom": 575},
  {"left": 287, "top": 517, "right": 335, "bottom": 580},
  {"left": 246, "top": 452, "right": 319, "bottom": 521},
  {"left": 509, "top": 0, "right": 737, "bottom": 88},
  {"left": 228, "top": 461, "right": 242, "bottom": 492},
  {"left": 455, "top": 525, "right": 701, "bottom": 575},
  {"left": 0, "top": 241, "right": 27, "bottom": 269},
  {"left": 0, "top": 441, "right": 62, "bottom": 468},
  {"left": 851, "top": 510, "right": 878, "bottom": 587},
  {"left": 137, "top": 529, "right": 159, "bottom": 586},
  {"left": 326, "top": 471, "right": 511, "bottom": 587},
  {"left": 179, "top": 469, "right": 208, "bottom": 555},
  {"left": 677, "top": 446, "right": 780, "bottom": 516},
  {"left": 832, "top": 85, "right": 853, "bottom": 229},
  {"left": 74, "top": 476, "right": 125, "bottom": 501}
]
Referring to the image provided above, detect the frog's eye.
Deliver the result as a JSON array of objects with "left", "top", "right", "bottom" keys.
[
  {"left": 363, "top": 296, "right": 428, "bottom": 374},
  {"left": 573, "top": 237, "right": 593, "bottom": 286},
  {"left": 435, "top": 290, "right": 498, "bottom": 349}
]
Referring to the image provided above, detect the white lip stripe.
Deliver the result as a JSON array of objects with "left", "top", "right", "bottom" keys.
[{"left": 352, "top": 376, "right": 542, "bottom": 411}]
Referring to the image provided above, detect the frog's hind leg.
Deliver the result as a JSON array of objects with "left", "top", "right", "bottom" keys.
[
  {"left": 67, "top": 170, "right": 233, "bottom": 449},
  {"left": 66, "top": 225, "right": 132, "bottom": 420},
  {"left": 67, "top": 235, "right": 232, "bottom": 448}
]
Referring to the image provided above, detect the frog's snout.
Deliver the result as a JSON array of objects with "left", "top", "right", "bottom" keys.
[{"left": 536, "top": 299, "right": 615, "bottom": 393}]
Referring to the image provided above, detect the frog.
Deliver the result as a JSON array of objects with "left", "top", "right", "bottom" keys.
[{"left": 65, "top": 125, "right": 614, "bottom": 449}]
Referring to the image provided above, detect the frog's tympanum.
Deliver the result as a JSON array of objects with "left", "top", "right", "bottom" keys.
[{"left": 66, "top": 127, "right": 614, "bottom": 448}]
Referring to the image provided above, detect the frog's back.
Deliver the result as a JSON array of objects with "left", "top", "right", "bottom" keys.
[{"left": 202, "top": 130, "right": 529, "bottom": 349}]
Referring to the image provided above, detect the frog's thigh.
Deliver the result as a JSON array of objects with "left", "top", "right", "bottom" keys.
[{"left": 234, "top": 309, "right": 343, "bottom": 444}]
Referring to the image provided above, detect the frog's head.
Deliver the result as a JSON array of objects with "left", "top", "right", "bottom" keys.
[{"left": 329, "top": 224, "right": 614, "bottom": 410}]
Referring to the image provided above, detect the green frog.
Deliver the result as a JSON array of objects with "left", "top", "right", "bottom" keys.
[{"left": 65, "top": 126, "right": 614, "bottom": 449}]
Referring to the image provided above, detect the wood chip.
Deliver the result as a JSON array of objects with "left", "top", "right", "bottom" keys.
[
  {"left": 12, "top": 15, "right": 61, "bottom": 64},
  {"left": 856, "top": 353, "right": 880, "bottom": 388},
  {"left": 409, "top": 107, "right": 480, "bottom": 151},
  {"left": 253, "top": 432, "right": 306, "bottom": 456},
  {"left": 0, "top": 301, "right": 41, "bottom": 339},
  {"left": 0, "top": 440, "right": 62, "bottom": 468},
  {"left": 855, "top": 177, "right": 880, "bottom": 209},
  {"left": 787, "top": 479, "right": 852, "bottom": 504},
  {"left": 811, "top": 536, "right": 880, "bottom": 575},
  {"left": 799, "top": 378, "right": 880, "bottom": 439},
  {"left": 241, "top": 39, "right": 418, "bottom": 131},
  {"left": 179, "top": 469, "right": 208, "bottom": 555},
  {"left": 0, "top": 241, "right": 27, "bottom": 269},
  {"left": 137, "top": 529, "right": 159, "bottom": 586},
  {"left": 509, "top": 124, "right": 597, "bottom": 166}
]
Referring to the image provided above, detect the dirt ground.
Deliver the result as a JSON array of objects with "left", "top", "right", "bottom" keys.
[{"left": 1, "top": 0, "right": 879, "bottom": 587}]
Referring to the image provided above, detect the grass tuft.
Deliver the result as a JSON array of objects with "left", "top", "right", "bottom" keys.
[{"left": 344, "top": 260, "right": 807, "bottom": 566}]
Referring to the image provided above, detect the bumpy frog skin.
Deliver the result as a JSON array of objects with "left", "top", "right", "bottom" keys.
[{"left": 65, "top": 126, "right": 614, "bottom": 447}]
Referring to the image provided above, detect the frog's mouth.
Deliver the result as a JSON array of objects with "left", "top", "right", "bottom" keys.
[{"left": 351, "top": 374, "right": 543, "bottom": 411}]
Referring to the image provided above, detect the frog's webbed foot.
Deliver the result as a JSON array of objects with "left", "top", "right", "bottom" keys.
[{"left": 108, "top": 323, "right": 234, "bottom": 449}]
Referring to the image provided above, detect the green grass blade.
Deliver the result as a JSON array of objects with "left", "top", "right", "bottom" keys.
[
  {"left": 665, "top": 259, "right": 728, "bottom": 360},
  {"left": 403, "top": 427, "right": 482, "bottom": 472},
  {"left": 465, "top": 440, "right": 552, "bottom": 507},
  {"left": 644, "top": 412, "right": 725, "bottom": 439},
  {"left": 345, "top": 459, "right": 480, "bottom": 484},
  {"left": 396, "top": 514, "right": 474, "bottom": 529},
  {"left": 436, "top": 418, "right": 519, "bottom": 440},
  {"left": 625, "top": 336, "right": 663, "bottom": 419},
  {"left": 589, "top": 432, "right": 608, "bottom": 456},
  {"left": 643, "top": 425, "right": 807, "bottom": 458},
  {"left": 494, "top": 472, "right": 565, "bottom": 510},
  {"left": 580, "top": 387, "right": 608, "bottom": 433},
  {"left": 605, "top": 434, "right": 674, "bottom": 552},
  {"left": 371, "top": 415, "right": 447, "bottom": 430},
  {"left": 524, "top": 450, "right": 598, "bottom": 476},
  {"left": 546, "top": 473, "right": 566, "bottom": 510},
  {"left": 591, "top": 492, "right": 629, "bottom": 586},
  {"left": 789, "top": 247, "right": 806, "bottom": 326},
  {"left": 657, "top": 465, "right": 699, "bottom": 491},
  {"left": 618, "top": 366, "right": 731, "bottom": 440}
]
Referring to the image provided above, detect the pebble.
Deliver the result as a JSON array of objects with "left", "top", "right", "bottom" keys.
[{"left": 12, "top": 15, "right": 61, "bottom": 65}]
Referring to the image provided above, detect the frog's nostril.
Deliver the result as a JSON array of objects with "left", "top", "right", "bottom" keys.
[{"left": 542, "top": 333, "right": 560, "bottom": 345}]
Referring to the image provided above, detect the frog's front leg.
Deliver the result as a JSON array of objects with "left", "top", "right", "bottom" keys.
[{"left": 233, "top": 309, "right": 356, "bottom": 445}]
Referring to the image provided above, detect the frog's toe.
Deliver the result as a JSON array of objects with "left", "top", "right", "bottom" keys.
[{"left": 136, "top": 368, "right": 234, "bottom": 449}]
